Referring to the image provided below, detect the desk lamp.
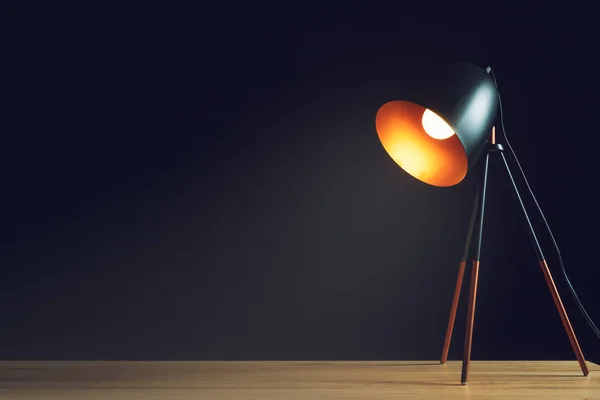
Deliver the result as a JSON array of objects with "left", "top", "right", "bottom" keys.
[{"left": 374, "top": 62, "right": 594, "bottom": 384}]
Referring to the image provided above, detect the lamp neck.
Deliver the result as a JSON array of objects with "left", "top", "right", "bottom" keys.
[{"left": 485, "top": 126, "right": 504, "bottom": 153}]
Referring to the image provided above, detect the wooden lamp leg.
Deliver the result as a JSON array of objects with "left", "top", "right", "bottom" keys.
[
  {"left": 539, "top": 259, "right": 589, "bottom": 376},
  {"left": 461, "top": 260, "right": 481, "bottom": 384},
  {"left": 440, "top": 261, "right": 466, "bottom": 365},
  {"left": 441, "top": 181, "right": 481, "bottom": 365},
  {"left": 500, "top": 153, "right": 589, "bottom": 376},
  {"left": 461, "top": 154, "right": 490, "bottom": 385}
]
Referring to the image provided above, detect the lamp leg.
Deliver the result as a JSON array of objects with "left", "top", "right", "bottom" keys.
[
  {"left": 500, "top": 153, "right": 589, "bottom": 376},
  {"left": 441, "top": 181, "right": 481, "bottom": 365},
  {"left": 461, "top": 154, "right": 490, "bottom": 385}
]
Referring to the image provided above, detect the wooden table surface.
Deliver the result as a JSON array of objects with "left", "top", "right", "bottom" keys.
[{"left": 1, "top": 360, "right": 598, "bottom": 399}]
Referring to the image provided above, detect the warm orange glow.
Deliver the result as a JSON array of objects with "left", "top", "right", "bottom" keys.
[
  {"left": 422, "top": 109, "right": 456, "bottom": 140},
  {"left": 375, "top": 101, "right": 468, "bottom": 187}
]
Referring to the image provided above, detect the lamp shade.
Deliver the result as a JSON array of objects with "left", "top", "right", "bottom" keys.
[{"left": 375, "top": 62, "right": 499, "bottom": 187}]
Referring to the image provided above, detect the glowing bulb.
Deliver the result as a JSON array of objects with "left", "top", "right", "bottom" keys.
[{"left": 422, "top": 109, "right": 455, "bottom": 140}]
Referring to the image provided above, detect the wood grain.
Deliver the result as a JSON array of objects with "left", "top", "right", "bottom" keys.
[{"left": 0, "top": 361, "right": 598, "bottom": 399}]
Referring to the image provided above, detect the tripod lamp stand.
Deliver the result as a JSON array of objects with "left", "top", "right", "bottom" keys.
[{"left": 374, "top": 62, "right": 589, "bottom": 384}]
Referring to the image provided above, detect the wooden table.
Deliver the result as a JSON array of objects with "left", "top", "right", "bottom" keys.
[{"left": 1, "top": 360, "right": 598, "bottom": 399}]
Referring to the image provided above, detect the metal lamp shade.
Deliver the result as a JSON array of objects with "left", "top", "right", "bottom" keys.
[{"left": 375, "top": 63, "right": 499, "bottom": 187}]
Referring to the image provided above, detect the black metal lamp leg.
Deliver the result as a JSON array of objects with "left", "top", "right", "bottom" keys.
[
  {"left": 461, "top": 153, "right": 490, "bottom": 385},
  {"left": 440, "top": 179, "right": 481, "bottom": 365},
  {"left": 500, "top": 152, "right": 589, "bottom": 376}
]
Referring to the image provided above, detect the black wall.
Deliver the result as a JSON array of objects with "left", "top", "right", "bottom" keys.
[{"left": 3, "top": 4, "right": 599, "bottom": 363}]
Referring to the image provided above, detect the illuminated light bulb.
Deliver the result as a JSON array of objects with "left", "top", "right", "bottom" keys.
[{"left": 422, "top": 109, "right": 455, "bottom": 140}]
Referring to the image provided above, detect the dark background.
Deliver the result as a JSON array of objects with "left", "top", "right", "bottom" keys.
[{"left": 3, "top": 4, "right": 599, "bottom": 363}]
